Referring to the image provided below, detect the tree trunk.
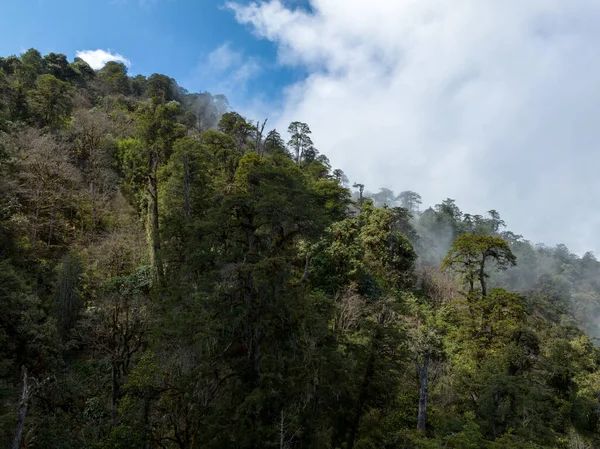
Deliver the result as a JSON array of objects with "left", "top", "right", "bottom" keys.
[
  {"left": 142, "top": 395, "right": 151, "bottom": 449},
  {"left": 255, "top": 119, "right": 267, "bottom": 157},
  {"left": 12, "top": 367, "right": 30, "bottom": 449},
  {"left": 90, "top": 180, "right": 98, "bottom": 231},
  {"left": 303, "top": 254, "right": 310, "bottom": 281},
  {"left": 244, "top": 218, "right": 260, "bottom": 383},
  {"left": 147, "top": 153, "right": 162, "bottom": 281},
  {"left": 47, "top": 204, "right": 55, "bottom": 246},
  {"left": 479, "top": 263, "right": 487, "bottom": 297},
  {"left": 416, "top": 351, "right": 431, "bottom": 432},
  {"left": 348, "top": 348, "right": 377, "bottom": 449},
  {"left": 182, "top": 154, "right": 191, "bottom": 226},
  {"left": 280, "top": 410, "right": 285, "bottom": 449},
  {"left": 111, "top": 363, "right": 119, "bottom": 423},
  {"left": 32, "top": 190, "right": 40, "bottom": 244}
]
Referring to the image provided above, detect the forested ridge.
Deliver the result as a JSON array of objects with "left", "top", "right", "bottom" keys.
[{"left": 2, "top": 48, "right": 600, "bottom": 449}]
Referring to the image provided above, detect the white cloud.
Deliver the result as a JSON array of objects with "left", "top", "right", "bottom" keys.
[
  {"left": 206, "top": 43, "right": 261, "bottom": 90},
  {"left": 75, "top": 49, "right": 131, "bottom": 70},
  {"left": 208, "top": 43, "right": 242, "bottom": 72},
  {"left": 228, "top": 0, "right": 600, "bottom": 255}
]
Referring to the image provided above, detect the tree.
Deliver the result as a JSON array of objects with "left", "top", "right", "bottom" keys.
[
  {"left": 263, "top": 129, "right": 287, "bottom": 156},
  {"left": 353, "top": 182, "right": 365, "bottom": 206},
  {"left": 18, "top": 48, "right": 44, "bottom": 87},
  {"left": 28, "top": 74, "right": 73, "bottom": 128},
  {"left": 332, "top": 168, "right": 349, "bottom": 187},
  {"left": 79, "top": 266, "right": 151, "bottom": 420},
  {"left": 71, "top": 108, "right": 117, "bottom": 231},
  {"left": 159, "top": 137, "right": 212, "bottom": 273},
  {"left": 98, "top": 61, "right": 130, "bottom": 95},
  {"left": 371, "top": 187, "right": 396, "bottom": 207},
  {"left": 287, "top": 121, "right": 313, "bottom": 164},
  {"left": 160, "top": 152, "right": 343, "bottom": 447},
  {"left": 137, "top": 101, "right": 186, "bottom": 279},
  {"left": 487, "top": 209, "right": 506, "bottom": 233},
  {"left": 312, "top": 178, "right": 351, "bottom": 223},
  {"left": 130, "top": 74, "right": 147, "bottom": 97},
  {"left": 54, "top": 252, "right": 83, "bottom": 338},
  {"left": 405, "top": 299, "right": 444, "bottom": 433},
  {"left": 397, "top": 190, "right": 422, "bottom": 214},
  {"left": 187, "top": 92, "right": 228, "bottom": 131},
  {"left": 146, "top": 73, "right": 177, "bottom": 104},
  {"left": 15, "top": 129, "right": 81, "bottom": 246},
  {"left": 442, "top": 234, "right": 516, "bottom": 297},
  {"left": 70, "top": 57, "right": 95, "bottom": 83},
  {"left": 0, "top": 71, "right": 10, "bottom": 128},
  {"left": 253, "top": 118, "right": 268, "bottom": 157},
  {"left": 43, "top": 52, "right": 76, "bottom": 82},
  {"left": 218, "top": 111, "right": 253, "bottom": 153},
  {"left": 436, "top": 198, "right": 462, "bottom": 222},
  {"left": 11, "top": 367, "right": 31, "bottom": 449},
  {"left": 20, "top": 49, "right": 44, "bottom": 74},
  {"left": 308, "top": 201, "right": 418, "bottom": 448}
]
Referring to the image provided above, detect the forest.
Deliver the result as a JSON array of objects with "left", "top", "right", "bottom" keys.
[{"left": 2, "top": 49, "right": 600, "bottom": 449}]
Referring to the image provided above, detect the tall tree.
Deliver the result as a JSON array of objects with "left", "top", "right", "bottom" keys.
[
  {"left": 28, "top": 74, "right": 73, "bottom": 128},
  {"left": 287, "top": 121, "right": 313, "bottom": 164},
  {"left": 137, "top": 100, "right": 186, "bottom": 279},
  {"left": 353, "top": 182, "right": 365, "bottom": 206},
  {"left": 442, "top": 234, "right": 516, "bottom": 297},
  {"left": 263, "top": 129, "right": 287, "bottom": 156},
  {"left": 98, "top": 61, "right": 130, "bottom": 95},
  {"left": 371, "top": 187, "right": 396, "bottom": 207},
  {"left": 43, "top": 52, "right": 77, "bottom": 82},
  {"left": 397, "top": 190, "right": 422, "bottom": 214},
  {"left": 146, "top": 73, "right": 178, "bottom": 104},
  {"left": 218, "top": 111, "right": 253, "bottom": 154}
]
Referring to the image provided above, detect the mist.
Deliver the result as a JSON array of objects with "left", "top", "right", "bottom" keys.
[
  {"left": 229, "top": 0, "right": 600, "bottom": 257},
  {"left": 354, "top": 185, "right": 600, "bottom": 340}
]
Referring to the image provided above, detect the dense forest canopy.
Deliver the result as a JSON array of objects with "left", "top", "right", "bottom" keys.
[{"left": 2, "top": 49, "right": 600, "bottom": 448}]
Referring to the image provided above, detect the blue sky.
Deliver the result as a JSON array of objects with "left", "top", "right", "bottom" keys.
[
  {"left": 4, "top": 0, "right": 600, "bottom": 254},
  {"left": 0, "top": 0, "right": 304, "bottom": 110}
]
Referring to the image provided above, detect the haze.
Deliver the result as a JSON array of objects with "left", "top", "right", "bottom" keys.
[{"left": 229, "top": 0, "right": 600, "bottom": 255}]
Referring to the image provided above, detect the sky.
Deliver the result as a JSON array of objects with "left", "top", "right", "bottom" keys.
[{"left": 2, "top": 0, "right": 600, "bottom": 255}]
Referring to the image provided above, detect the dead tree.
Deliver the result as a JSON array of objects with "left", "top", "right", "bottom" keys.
[
  {"left": 12, "top": 367, "right": 31, "bottom": 449},
  {"left": 416, "top": 350, "right": 431, "bottom": 432}
]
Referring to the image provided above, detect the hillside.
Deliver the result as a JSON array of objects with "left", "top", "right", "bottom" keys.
[{"left": 2, "top": 49, "right": 600, "bottom": 449}]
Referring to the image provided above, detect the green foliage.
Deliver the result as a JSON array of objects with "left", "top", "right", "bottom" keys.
[
  {"left": 1, "top": 47, "right": 600, "bottom": 449},
  {"left": 98, "top": 61, "right": 130, "bottom": 95},
  {"left": 443, "top": 233, "right": 517, "bottom": 297},
  {"left": 71, "top": 57, "right": 95, "bottom": 83},
  {"left": 146, "top": 73, "right": 177, "bottom": 104},
  {"left": 114, "top": 137, "right": 147, "bottom": 209},
  {"left": 43, "top": 52, "right": 77, "bottom": 82},
  {"left": 287, "top": 121, "right": 313, "bottom": 164},
  {"left": 28, "top": 73, "right": 73, "bottom": 127}
]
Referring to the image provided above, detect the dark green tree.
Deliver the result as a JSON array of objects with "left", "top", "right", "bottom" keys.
[
  {"left": 28, "top": 74, "right": 73, "bottom": 128},
  {"left": 287, "top": 121, "right": 313, "bottom": 164},
  {"left": 98, "top": 61, "right": 130, "bottom": 95},
  {"left": 442, "top": 234, "right": 517, "bottom": 297}
]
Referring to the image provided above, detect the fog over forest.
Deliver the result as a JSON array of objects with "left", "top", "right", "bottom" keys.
[{"left": 227, "top": 0, "right": 600, "bottom": 257}]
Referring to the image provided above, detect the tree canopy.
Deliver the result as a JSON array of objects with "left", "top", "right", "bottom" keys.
[{"left": 1, "top": 48, "right": 600, "bottom": 449}]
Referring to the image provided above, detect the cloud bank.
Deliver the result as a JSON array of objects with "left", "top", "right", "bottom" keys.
[
  {"left": 228, "top": 0, "right": 600, "bottom": 255},
  {"left": 75, "top": 49, "right": 131, "bottom": 70}
]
